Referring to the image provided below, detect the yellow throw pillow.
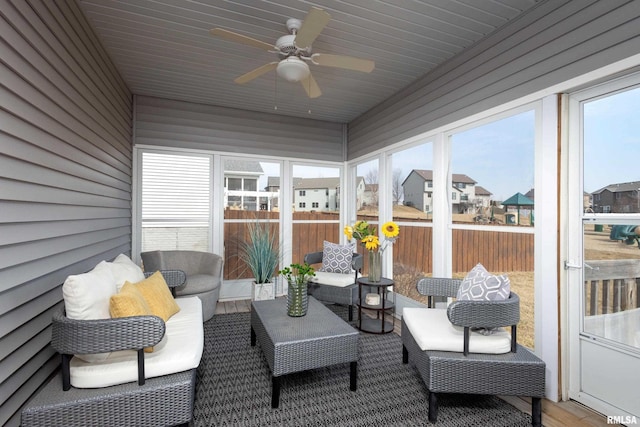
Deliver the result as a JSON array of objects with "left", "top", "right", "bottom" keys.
[
  {"left": 109, "top": 282, "right": 156, "bottom": 352},
  {"left": 109, "top": 282, "right": 152, "bottom": 318},
  {"left": 129, "top": 271, "right": 180, "bottom": 322}
]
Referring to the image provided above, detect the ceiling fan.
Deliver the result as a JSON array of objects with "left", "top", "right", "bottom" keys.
[{"left": 210, "top": 7, "right": 375, "bottom": 98}]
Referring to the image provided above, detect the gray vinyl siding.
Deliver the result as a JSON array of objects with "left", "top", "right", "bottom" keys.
[
  {"left": 348, "top": 0, "right": 640, "bottom": 158},
  {"left": 0, "top": 1, "right": 132, "bottom": 425},
  {"left": 134, "top": 95, "right": 345, "bottom": 161}
]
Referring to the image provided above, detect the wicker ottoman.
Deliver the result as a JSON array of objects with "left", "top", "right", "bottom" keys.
[{"left": 251, "top": 297, "right": 359, "bottom": 408}]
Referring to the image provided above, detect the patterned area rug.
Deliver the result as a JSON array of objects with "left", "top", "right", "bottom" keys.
[{"left": 193, "top": 307, "right": 534, "bottom": 426}]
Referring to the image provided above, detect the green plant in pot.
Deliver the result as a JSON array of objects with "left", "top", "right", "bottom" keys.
[
  {"left": 239, "top": 221, "right": 279, "bottom": 300},
  {"left": 279, "top": 263, "right": 315, "bottom": 316}
]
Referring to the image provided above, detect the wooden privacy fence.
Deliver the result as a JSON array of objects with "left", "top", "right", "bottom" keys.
[
  {"left": 584, "top": 259, "right": 640, "bottom": 316},
  {"left": 223, "top": 210, "right": 535, "bottom": 280}
]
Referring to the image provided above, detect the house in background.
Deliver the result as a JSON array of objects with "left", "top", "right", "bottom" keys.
[
  {"left": 293, "top": 177, "right": 339, "bottom": 212},
  {"left": 362, "top": 183, "right": 378, "bottom": 208},
  {"left": 402, "top": 170, "right": 491, "bottom": 214},
  {"left": 224, "top": 160, "right": 264, "bottom": 211},
  {"left": 591, "top": 181, "right": 640, "bottom": 213}
]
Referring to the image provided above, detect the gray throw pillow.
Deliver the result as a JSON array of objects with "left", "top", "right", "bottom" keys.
[
  {"left": 319, "top": 241, "right": 355, "bottom": 274},
  {"left": 457, "top": 263, "right": 510, "bottom": 301}
]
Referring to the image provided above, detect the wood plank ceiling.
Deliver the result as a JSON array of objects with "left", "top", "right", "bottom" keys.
[{"left": 77, "top": 0, "right": 541, "bottom": 123}]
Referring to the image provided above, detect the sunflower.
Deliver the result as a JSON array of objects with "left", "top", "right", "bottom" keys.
[
  {"left": 382, "top": 221, "right": 400, "bottom": 238},
  {"left": 343, "top": 225, "right": 354, "bottom": 240},
  {"left": 362, "top": 235, "right": 380, "bottom": 251}
]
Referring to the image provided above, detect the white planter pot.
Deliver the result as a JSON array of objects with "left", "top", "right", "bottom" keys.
[{"left": 252, "top": 281, "right": 275, "bottom": 301}]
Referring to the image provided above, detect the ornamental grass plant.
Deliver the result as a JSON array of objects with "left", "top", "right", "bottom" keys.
[{"left": 239, "top": 221, "right": 279, "bottom": 284}]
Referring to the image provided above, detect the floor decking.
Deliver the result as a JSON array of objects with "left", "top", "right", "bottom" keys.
[{"left": 215, "top": 299, "right": 616, "bottom": 427}]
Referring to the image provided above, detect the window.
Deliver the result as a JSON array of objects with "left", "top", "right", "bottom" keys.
[
  {"left": 140, "top": 152, "right": 211, "bottom": 252},
  {"left": 616, "top": 193, "right": 622, "bottom": 199},
  {"left": 223, "top": 158, "right": 280, "bottom": 281},
  {"left": 292, "top": 164, "right": 341, "bottom": 262},
  {"left": 602, "top": 205, "right": 611, "bottom": 213},
  {"left": 300, "top": 190, "right": 306, "bottom": 196},
  {"left": 227, "top": 178, "right": 242, "bottom": 191},
  {"left": 390, "top": 142, "right": 433, "bottom": 302},
  {"left": 450, "top": 108, "right": 535, "bottom": 348},
  {"left": 452, "top": 193, "right": 457, "bottom": 200}
]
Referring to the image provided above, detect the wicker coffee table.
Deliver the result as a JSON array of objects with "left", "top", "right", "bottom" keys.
[{"left": 250, "top": 296, "right": 359, "bottom": 408}]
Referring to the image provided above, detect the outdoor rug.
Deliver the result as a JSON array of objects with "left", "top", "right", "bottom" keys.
[{"left": 193, "top": 308, "right": 535, "bottom": 426}]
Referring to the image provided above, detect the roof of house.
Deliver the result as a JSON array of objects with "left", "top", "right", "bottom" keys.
[
  {"left": 592, "top": 181, "right": 640, "bottom": 194},
  {"left": 404, "top": 169, "right": 477, "bottom": 185},
  {"left": 295, "top": 177, "right": 340, "bottom": 189},
  {"left": 224, "top": 159, "right": 263, "bottom": 174},
  {"left": 475, "top": 185, "right": 492, "bottom": 196}
]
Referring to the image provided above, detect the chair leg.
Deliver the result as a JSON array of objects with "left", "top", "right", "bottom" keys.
[
  {"left": 428, "top": 391, "right": 438, "bottom": 423},
  {"left": 402, "top": 345, "right": 408, "bottom": 363},
  {"left": 531, "top": 397, "right": 542, "bottom": 427},
  {"left": 348, "top": 304, "right": 353, "bottom": 321}
]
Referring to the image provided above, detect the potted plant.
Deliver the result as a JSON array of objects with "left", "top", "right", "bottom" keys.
[
  {"left": 279, "top": 263, "right": 315, "bottom": 316},
  {"left": 239, "top": 221, "right": 279, "bottom": 301}
]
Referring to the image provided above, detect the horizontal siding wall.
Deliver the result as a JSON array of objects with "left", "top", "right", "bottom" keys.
[
  {"left": 0, "top": 0, "right": 131, "bottom": 425},
  {"left": 135, "top": 95, "right": 345, "bottom": 161},
  {"left": 348, "top": 0, "right": 640, "bottom": 158}
]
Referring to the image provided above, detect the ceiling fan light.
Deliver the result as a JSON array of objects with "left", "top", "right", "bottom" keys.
[{"left": 276, "top": 57, "right": 310, "bottom": 82}]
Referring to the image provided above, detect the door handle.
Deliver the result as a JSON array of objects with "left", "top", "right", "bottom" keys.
[{"left": 563, "top": 261, "right": 599, "bottom": 270}]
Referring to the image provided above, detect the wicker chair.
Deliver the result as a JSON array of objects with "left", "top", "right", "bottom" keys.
[
  {"left": 21, "top": 270, "right": 197, "bottom": 427},
  {"left": 304, "top": 251, "right": 363, "bottom": 321},
  {"left": 401, "top": 278, "right": 545, "bottom": 427}
]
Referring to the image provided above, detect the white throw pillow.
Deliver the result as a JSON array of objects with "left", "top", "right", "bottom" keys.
[
  {"left": 63, "top": 261, "right": 116, "bottom": 320},
  {"left": 109, "top": 254, "right": 145, "bottom": 291},
  {"left": 62, "top": 261, "right": 117, "bottom": 363}
]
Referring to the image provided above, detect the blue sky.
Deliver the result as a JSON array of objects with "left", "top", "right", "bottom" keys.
[{"left": 583, "top": 86, "right": 640, "bottom": 193}]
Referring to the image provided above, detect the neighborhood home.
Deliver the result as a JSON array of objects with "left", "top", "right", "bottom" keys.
[
  {"left": 3, "top": 1, "right": 640, "bottom": 426},
  {"left": 591, "top": 181, "right": 640, "bottom": 213},
  {"left": 402, "top": 169, "right": 492, "bottom": 214}
]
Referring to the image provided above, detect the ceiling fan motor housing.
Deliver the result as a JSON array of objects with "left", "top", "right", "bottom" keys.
[{"left": 276, "top": 34, "right": 311, "bottom": 58}]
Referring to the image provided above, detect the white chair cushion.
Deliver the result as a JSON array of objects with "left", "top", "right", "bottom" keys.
[
  {"left": 403, "top": 307, "right": 512, "bottom": 354},
  {"left": 69, "top": 296, "right": 204, "bottom": 388},
  {"left": 309, "top": 271, "right": 358, "bottom": 288},
  {"left": 108, "top": 253, "right": 146, "bottom": 291}
]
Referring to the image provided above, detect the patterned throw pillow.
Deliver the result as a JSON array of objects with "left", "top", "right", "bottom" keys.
[
  {"left": 457, "top": 263, "right": 511, "bottom": 301},
  {"left": 319, "top": 241, "right": 355, "bottom": 274}
]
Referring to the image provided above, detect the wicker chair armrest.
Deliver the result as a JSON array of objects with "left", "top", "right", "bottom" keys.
[
  {"left": 351, "top": 252, "right": 363, "bottom": 271},
  {"left": 144, "top": 269, "right": 186, "bottom": 288},
  {"left": 51, "top": 308, "right": 165, "bottom": 355},
  {"left": 447, "top": 292, "right": 520, "bottom": 328},
  {"left": 416, "top": 277, "right": 462, "bottom": 298},
  {"left": 304, "top": 251, "right": 323, "bottom": 265}
]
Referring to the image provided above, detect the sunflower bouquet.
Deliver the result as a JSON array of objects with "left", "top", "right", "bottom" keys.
[{"left": 343, "top": 220, "right": 400, "bottom": 253}]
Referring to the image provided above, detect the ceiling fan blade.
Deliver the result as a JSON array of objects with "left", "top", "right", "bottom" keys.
[
  {"left": 210, "top": 28, "right": 273, "bottom": 51},
  {"left": 294, "top": 7, "right": 331, "bottom": 49},
  {"left": 300, "top": 73, "right": 321, "bottom": 98},
  {"left": 234, "top": 62, "right": 278, "bottom": 84},
  {"left": 312, "top": 53, "right": 375, "bottom": 73}
]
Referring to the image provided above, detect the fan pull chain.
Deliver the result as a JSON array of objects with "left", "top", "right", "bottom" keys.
[
  {"left": 307, "top": 78, "right": 311, "bottom": 115},
  {"left": 274, "top": 72, "right": 278, "bottom": 111}
]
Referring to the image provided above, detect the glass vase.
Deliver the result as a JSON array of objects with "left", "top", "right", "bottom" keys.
[
  {"left": 368, "top": 251, "right": 382, "bottom": 282},
  {"left": 287, "top": 281, "right": 308, "bottom": 316}
]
